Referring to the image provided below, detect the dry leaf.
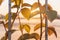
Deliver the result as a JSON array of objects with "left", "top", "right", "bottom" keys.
[{"left": 48, "top": 26, "right": 57, "bottom": 37}]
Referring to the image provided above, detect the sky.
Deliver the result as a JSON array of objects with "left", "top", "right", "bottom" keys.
[{"left": 0, "top": 0, "right": 60, "bottom": 15}]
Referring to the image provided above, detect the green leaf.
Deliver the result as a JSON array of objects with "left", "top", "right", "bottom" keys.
[
  {"left": 21, "top": 3, "right": 31, "bottom": 7},
  {"left": 31, "top": 2, "right": 41, "bottom": 11},
  {"left": 46, "top": 10, "right": 57, "bottom": 22},
  {"left": 21, "top": 8, "right": 31, "bottom": 20},
  {"left": 34, "top": 23, "right": 45, "bottom": 31},
  {"left": 48, "top": 27, "right": 57, "bottom": 37},
  {"left": 23, "top": 24, "right": 30, "bottom": 33},
  {"left": 0, "top": 0, "right": 3, "bottom": 5}
]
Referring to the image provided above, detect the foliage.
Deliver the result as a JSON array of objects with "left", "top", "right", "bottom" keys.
[{"left": 0, "top": 0, "right": 57, "bottom": 40}]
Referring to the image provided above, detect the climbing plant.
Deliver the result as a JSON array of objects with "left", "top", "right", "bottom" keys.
[{"left": 0, "top": 0, "right": 58, "bottom": 40}]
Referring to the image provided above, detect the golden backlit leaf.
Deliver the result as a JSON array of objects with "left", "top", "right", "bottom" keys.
[
  {"left": 0, "top": 0, "right": 3, "bottom": 5},
  {"left": 4, "top": 14, "right": 8, "bottom": 21},
  {"left": 19, "top": 24, "right": 24, "bottom": 30},
  {"left": 21, "top": 8, "right": 31, "bottom": 20},
  {"left": 15, "top": 0, "right": 23, "bottom": 7},
  {"left": 48, "top": 26, "right": 57, "bottom": 37},
  {"left": 34, "top": 23, "right": 45, "bottom": 31},
  {"left": 30, "top": 11, "right": 40, "bottom": 18},
  {"left": 23, "top": 24, "right": 30, "bottom": 33},
  {"left": 31, "top": 2, "right": 41, "bottom": 10},
  {"left": 21, "top": 3, "right": 31, "bottom": 7}
]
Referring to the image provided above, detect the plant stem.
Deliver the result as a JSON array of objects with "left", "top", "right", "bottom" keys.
[
  {"left": 8, "top": 0, "right": 11, "bottom": 40},
  {"left": 17, "top": 7, "right": 23, "bottom": 36},
  {"left": 38, "top": 0, "right": 43, "bottom": 40},
  {"left": 45, "top": 0, "right": 48, "bottom": 40}
]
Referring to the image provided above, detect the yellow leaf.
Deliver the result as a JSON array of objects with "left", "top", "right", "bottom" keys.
[
  {"left": 15, "top": 0, "right": 23, "bottom": 7},
  {"left": 4, "top": 14, "right": 8, "bottom": 21},
  {"left": 23, "top": 24, "right": 30, "bottom": 33},
  {"left": 31, "top": 2, "right": 41, "bottom": 10},
  {"left": 21, "top": 8, "right": 31, "bottom": 20},
  {"left": 22, "top": 3, "right": 31, "bottom": 7},
  {"left": 19, "top": 24, "right": 24, "bottom": 30},
  {"left": 30, "top": 11, "right": 40, "bottom": 18},
  {"left": 0, "top": 0, "right": 3, "bottom": 5},
  {"left": 34, "top": 23, "right": 45, "bottom": 31}
]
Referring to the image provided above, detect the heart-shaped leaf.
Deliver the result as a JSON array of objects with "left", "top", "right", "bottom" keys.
[
  {"left": 48, "top": 26, "right": 57, "bottom": 37},
  {"left": 21, "top": 3, "right": 31, "bottom": 7},
  {"left": 31, "top": 2, "right": 41, "bottom": 11},
  {"left": 23, "top": 24, "right": 30, "bottom": 33},
  {"left": 21, "top": 8, "right": 31, "bottom": 20},
  {"left": 34, "top": 23, "right": 45, "bottom": 31},
  {"left": 46, "top": 10, "right": 57, "bottom": 22}
]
